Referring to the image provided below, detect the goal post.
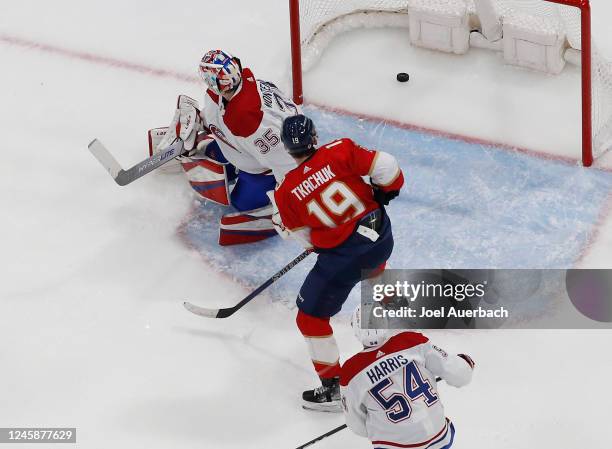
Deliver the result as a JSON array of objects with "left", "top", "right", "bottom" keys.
[
  {"left": 289, "top": 0, "right": 611, "bottom": 167},
  {"left": 549, "top": 0, "right": 592, "bottom": 166},
  {"left": 290, "top": 0, "right": 304, "bottom": 106}
]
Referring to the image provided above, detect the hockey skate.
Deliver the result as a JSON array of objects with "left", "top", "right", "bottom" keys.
[{"left": 302, "top": 377, "right": 342, "bottom": 412}]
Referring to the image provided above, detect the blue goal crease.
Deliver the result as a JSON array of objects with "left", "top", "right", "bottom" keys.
[{"left": 177, "top": 105, "right": 612, "bottom": 316}]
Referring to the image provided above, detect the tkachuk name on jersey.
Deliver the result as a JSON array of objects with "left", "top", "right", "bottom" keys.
[
  {"left": 366, "top": 354, "right": 410, "bottom": 385},
  {"left": 290, "top": 165, "right": 336, "bottom": 201}
]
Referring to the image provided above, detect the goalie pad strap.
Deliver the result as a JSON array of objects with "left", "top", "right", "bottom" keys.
[{"left": 218, "top": 205, "right": 276, "bottom": 246}]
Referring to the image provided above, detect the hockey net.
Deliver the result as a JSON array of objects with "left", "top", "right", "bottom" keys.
[{"left": 289, "top": 0, "right": 612, "bottom": 166}]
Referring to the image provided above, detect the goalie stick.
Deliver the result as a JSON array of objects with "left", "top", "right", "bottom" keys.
[
  {"left": 87, "top": 138, "right": 184, "bottom": 186},
  {"left": 294, "top": 378, "right": 442, "bottom": 448},
  {"left": 184, "top": 249, "right": 312, "bottom": 319}
]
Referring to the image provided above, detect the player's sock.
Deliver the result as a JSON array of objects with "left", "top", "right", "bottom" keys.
[
  {"left": 302, "top": 377, "right": 341, "bottom": 412},
  {"left": 296, "top": 310, "right": 341, "bottom": 378},
  {"left": 296, "top": 310, "right": 342, "bottom": 412}
]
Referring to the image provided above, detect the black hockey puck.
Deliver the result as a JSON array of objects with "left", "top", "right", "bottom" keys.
[{"left": 396, "top": 72, "right": 410, "bottom": 82}]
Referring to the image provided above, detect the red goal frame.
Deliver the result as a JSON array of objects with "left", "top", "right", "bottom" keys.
[{"left": 289, "top": 0, "right": 594, "bottom": 166}]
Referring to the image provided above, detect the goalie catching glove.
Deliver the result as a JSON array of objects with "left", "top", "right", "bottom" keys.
[
  {"left": 148, "top": 96, "right": 216, "bottom": 174},
  {"left": 156, "top": 95, "right": 205, "bottom": 156}
]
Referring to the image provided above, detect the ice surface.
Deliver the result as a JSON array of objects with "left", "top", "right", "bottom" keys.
[
  {"left": 181, "top": 106, "right": 612, "bottom": 314},
  {"left": 1, "top": 1, "right": 611, "bottom": 448}
]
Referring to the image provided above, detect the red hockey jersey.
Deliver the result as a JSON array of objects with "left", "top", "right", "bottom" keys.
[{"left": 273, "top": 138, "right": 404, "bottom": 249}]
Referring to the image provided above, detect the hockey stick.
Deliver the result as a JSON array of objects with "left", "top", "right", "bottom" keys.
[
  {"left": 183, "top": 249, "right": 312, "bottom": 319},
  {"left": 87, "top": 138, "right": 184, "bottom": 186},
  {"left": 296, "top": 424, "right": 347, "bottom": 449},
  {"left": 294, "top": 377, "right": 442, "bottom": 448}
]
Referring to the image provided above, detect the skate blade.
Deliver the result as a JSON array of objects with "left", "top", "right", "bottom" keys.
[{"left": 301, "top": 401, "right": 342, "bottom": 413}]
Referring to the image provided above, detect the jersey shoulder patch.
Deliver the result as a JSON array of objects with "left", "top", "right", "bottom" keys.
[
  {"left": 340, "top": 332, "right": 429, "bottom": 386},
  {"left": 223, "top": 68, "right": 263, "bottom": 138}
]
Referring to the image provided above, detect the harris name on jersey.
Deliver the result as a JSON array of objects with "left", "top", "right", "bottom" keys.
[{"left": 365, "top": 354, "right": 411, "bottom": 385}]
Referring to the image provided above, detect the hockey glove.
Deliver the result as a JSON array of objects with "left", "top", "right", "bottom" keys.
[
  {"left": 157, "top": 95, "right": 204, "bottom": 156},
  {"left": 177, "top": 132, "right": 217, "bottom": 163},
  {"left": 373, "top": 187, "right": 400, "bottom": 206},
  {"left": 266, "top": 191, "right": 314, "bottom": 250},
  {"left": 266, "top": 191, "right": 292, "bottom": 240}
]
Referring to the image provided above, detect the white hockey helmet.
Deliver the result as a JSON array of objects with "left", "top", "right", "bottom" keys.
[
  {"left": 351, "top": 305, "right": 389, "bottom": 348},
  {"left": 199, "top": 49, "right": 242, "bottom": 95}
]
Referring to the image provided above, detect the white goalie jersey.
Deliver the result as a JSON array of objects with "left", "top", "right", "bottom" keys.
[
  {"left": 201, "top": 68, "right": 300, "bottom": 181},
  {"left": 340, "top": 332, "right": 473, "bottom": 449}
]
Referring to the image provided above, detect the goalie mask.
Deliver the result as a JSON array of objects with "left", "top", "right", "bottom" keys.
[
  {"left": 351, "top": 306, "right": 389, "bottom": 348},
  {"left": 199, "top": 50, "right": 242, "bottom": 96}
]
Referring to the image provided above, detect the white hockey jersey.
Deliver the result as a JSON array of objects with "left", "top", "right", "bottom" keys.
[
  {"left": 340, "top": 332, "right": 473, "bottom": 449},
  {"left": 200, "top": 68, "right": 300, "bottom": 181}
]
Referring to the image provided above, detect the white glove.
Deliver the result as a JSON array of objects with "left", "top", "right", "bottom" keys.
[
  {"left": 266, "top": 190, "right": 292, "bottom": 240},
  {"left": 176, "top": 132, "right": 218, "bottom": 164},
  {"left": 266, "top": 191, "right": 313, "bottom": 249},
  {"left": 146, "top": 126, "right": 182, "bottom": 173},
  {"left": 157, "top": 95, "right": 203, "bottom": 155}
]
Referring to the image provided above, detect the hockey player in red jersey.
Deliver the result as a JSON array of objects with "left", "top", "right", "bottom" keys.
[
  {"left": 341, "top": 307, "right": 475, "bottom": 449},
  {"left": 150, "top": 50, "right": 300, "bottom": 245},
  {"left": 270, "top": 114, "right": 404, "bottom": 411}
]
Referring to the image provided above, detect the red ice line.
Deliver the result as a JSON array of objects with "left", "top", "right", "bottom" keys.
[
  {"left": 2, "top": 32, "right": 610, "bottom": 264},
  {"left": 309, "top": 101, "right": 585, "bottom": 167},
  {"left": 0, "top": 31, "right": 606, "bottom": 169},
  {"left": 0, "top": 33, "right": 200, "bottom": 84}
]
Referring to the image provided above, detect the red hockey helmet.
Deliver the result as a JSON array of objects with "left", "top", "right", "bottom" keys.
[{"left": 199, "top": 50, "right": 242, "bottom": 95}]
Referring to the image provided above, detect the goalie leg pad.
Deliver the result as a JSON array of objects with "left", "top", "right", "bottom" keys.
[
  {"left": 181, "top": 156, "right": 232, "bottom": 206},
  {"left": 218, "top": 205, "right": 277, "bottom": 246}
]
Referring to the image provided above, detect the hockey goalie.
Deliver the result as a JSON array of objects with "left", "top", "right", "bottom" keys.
[{"left": 149, "top": 49, "right": 301, "bottom": 245}]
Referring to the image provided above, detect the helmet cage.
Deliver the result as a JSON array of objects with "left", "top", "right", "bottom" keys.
[{"left": 199, "top": 50, "right": 242, "bottom": 95}]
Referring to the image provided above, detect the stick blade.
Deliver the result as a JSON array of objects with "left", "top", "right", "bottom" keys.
[
  {"left": 183, "top": 301, "right": 222, "bottom": 318},
  {"left": 88, "top": 139, "right": 125, "bottom": 183}
]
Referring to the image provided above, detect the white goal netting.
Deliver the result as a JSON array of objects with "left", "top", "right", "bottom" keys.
[
  {"left": 298, "top": 0, "right": 410, "bottom": 71},
  {"left": 295, "top": 0, "right": 612, "bottom": 160}
]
